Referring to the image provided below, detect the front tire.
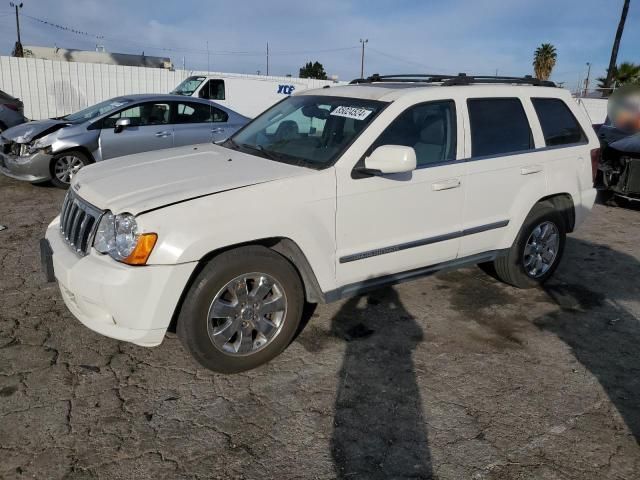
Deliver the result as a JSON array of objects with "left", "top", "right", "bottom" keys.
[
  {"left": 177, "top": 246, "right": 304, "bottom": 373},
  {"left": 491, "top": 203, "right": 566, "bottom": 288},
  {"left": 50, "top": 150, "right": 89, "bottom": 189}
]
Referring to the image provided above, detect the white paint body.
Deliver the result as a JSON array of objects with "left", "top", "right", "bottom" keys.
[
  {"left": 45, "top": 83, "right": 599, "bottom": 346},
  {"left": 179, "top": 74, "right": 340, "bottom": 117}
]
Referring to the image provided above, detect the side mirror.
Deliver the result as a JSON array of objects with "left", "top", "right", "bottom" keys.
[
  {"left": 114, "top": 118, "right": 131, "bottom": 133},
  {"left": 360, "top": 145, "right": 417, "bottom": 175}
]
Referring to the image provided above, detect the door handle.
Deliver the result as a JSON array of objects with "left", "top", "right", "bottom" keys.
[
  {"left": 432, "top": 179, "right": 461, "bottom": 191},
  {"left": 521, "top": 165, "right": 542, "bottom": 175},
  {"left": 155, "top": 131, "right": 171, "bottom": 138},
  {"left": 211, "top": 127, "right": 225, "bottom": 133}
]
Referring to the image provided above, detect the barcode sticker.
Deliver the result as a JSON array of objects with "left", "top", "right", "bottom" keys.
[{"left": 330, "top": 106, "right": 373, "bottom": 121}]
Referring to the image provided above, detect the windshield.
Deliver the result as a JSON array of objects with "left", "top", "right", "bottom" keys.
[
  {"left": 225, "top": 95, "right": 386, "bottom": 169},
  {"left": 62, "top": 98, "right": 131, "bottom": 123},
  {"left": 171, "top": 76, "right": 206, "bottom": 96}
]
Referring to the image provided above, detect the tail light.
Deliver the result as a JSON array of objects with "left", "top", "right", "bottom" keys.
[
  {"left": 590, "top": 148, "right": 600, "bottom": 183},
  {"left": 4, "top": 103, "right": 19, "bottom": 112}
]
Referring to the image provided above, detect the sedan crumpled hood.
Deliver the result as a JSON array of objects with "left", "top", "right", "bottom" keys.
[
  {"left": 1, "top": 119, "right": 69, "bottom": 143},
  {"left": 72, "top": 143, "right": 313, "bottom": 215}
]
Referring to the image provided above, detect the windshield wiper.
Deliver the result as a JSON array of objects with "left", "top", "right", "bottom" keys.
[{"left": 239, "top": 143, "right": 281, "bottom": 161}]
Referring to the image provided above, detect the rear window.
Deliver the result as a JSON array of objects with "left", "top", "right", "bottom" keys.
[
  {"left": 468, "top": 98, "right": 533, "bottom": 157},
  {"left": 532, "top": 98, "right": 587, "bottom": 146}
]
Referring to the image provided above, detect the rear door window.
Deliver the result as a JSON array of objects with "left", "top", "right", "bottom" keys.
[
  {"left": 532, "top": 98, "right": 587, "bottom": 146},
  {"left": 468, "top": 98, "right": 533, "bottom": 157},
  {"left": 175, "top": 102, "right": 228, "bottom": 123}
]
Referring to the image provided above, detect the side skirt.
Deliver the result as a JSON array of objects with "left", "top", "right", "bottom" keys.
[{"left": 323, "top": 250, "right": 508, "bottom": 303}]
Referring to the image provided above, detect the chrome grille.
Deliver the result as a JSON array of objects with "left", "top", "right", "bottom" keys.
[{"left": 59, "top": 190, "right": 102, "bottom": 256}]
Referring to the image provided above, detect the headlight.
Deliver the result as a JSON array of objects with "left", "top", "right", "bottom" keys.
[
  {"left": 94, "top": 212, "right": 157, "bottom": 265},
  {"left": 25, "top": 139, "right": 52, "bottom": 155}
]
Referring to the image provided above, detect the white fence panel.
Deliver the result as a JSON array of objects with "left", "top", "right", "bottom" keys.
[
  {"left": 0, "top": 56, "right": 340, "bottom": 120},
  {"left": 0, "top": 56, "right": 192, "bottom": 119}
]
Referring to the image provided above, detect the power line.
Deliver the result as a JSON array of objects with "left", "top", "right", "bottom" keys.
[
  {"left": 367, "top": 46, "right": 448, "bottom": 73},
  {"left": 20, "top": 13, "right": 361, "bottom": 59}
]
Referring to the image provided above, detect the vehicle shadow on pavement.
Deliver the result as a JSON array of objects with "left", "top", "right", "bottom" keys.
[
  {"left": 329, "top": 287, "right": 433, "bottom": 479},
  {"left": 536, "top": 237, "right": 640, "bottom": 445}
]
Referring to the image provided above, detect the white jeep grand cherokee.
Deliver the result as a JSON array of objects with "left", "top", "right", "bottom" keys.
[{"left": 42, "top": 74, "right": 600, "bottom": 373}]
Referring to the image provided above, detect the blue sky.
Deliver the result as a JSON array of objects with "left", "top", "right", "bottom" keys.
[{"left": 0, "top": 0, "right": 637, "bottom": 89}]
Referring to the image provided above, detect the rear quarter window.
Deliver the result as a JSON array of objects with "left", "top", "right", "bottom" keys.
[
  {"left": 468, "top": 98, "right": 533, "bottom": 157},
  {"left": 532, "top": 98, "right": 587, "bottom": 146}
]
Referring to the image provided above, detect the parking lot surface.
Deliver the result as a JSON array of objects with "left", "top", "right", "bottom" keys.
[{"left": 1, "top": 174, "right": 639, "bottom": 480}]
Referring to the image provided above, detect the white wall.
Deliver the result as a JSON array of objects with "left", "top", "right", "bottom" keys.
[
  {"left": 574, "top": 97, "right": 608, "bottom": 125},
  {"left": 0, "top": 56, "right": 337, "bottom": 120}
]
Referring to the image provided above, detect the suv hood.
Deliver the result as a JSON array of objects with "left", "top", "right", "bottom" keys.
[
  {"left": 72, "top": 143, "right": 314, "bottom": 215},
  {"left": 1, "top": 118, "right": 69, "bottom": 143}
]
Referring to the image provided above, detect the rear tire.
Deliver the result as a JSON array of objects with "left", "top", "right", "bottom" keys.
[
  {"left": 177, "top": 246, "right": 304, "bottom": 373},
  {"left": 50, "top": 150, "right": 89, "bottom": 189},
  {"left": 491, "top": 203, "right": 566, "bottom": 289}
]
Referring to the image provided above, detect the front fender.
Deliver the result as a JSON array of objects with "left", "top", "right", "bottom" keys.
[{"left": 137, "top": 171, "right": 338, "bottom": 293}]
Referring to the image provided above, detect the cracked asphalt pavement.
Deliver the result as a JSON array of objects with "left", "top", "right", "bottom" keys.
[{"left": 1, "top": 174, "right": 639, "bottom": 479}]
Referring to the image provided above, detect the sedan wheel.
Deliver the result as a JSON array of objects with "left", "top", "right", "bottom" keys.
[
  {"left": 50, "top": 151, "right": 89, "bottom": 189},
  {"left": 54, "top": 155, "right": 84, "bottom": 184}
]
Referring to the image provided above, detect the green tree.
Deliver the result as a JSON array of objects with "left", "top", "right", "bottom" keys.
[
  {"left": 533, "top": 43, "right": 557, "bottom": 80},
  {"left": 597, "top": 62, "right": 640, "bottom": 91},
  {"left": 299, "top": 61, "right": 327, "bottom": 80}
]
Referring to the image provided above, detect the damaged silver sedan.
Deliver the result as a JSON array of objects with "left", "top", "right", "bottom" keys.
[{"left": 0, "top": 94, "right": 248, "bottom": 188}]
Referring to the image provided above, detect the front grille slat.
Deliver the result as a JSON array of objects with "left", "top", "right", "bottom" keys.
[
  {"left": 65, "top": 203, "right": 78, "bottom": 240},
  {"left": 76, "top": 215, "right": 90, "bottom": 252},
  {"left": 69, "top": 209, "right": 84, "bottom": 246},
  {"left": 58, "top": 190, "right": 102, "bottom": 257}
]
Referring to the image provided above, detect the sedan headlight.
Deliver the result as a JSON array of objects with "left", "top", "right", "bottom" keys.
[
  {"left": 19, "top": 139, "right": 52, "bottom": 156},
  {"left": 94, "top": 212, "right": 157, "bottom": 265}
]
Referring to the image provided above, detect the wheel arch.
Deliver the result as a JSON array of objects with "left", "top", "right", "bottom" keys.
[
  {"left": 167, "top": 237, "right": 324, "bottom": 333},
  {"left": 537, "top": 192, "right": 575, "bottom": 232},
  {"left": 50, "top": 145, "right": 95, "bottom": 164}
]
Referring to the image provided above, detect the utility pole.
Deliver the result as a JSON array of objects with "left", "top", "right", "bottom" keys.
[
  {"left": 206, "top": 40, "right": 210, "bottom": 73},
  {"left": 266, "top": 42, "right": 269, "bottom": 76},
  {"left": 605, "top": 0, "right": 630, "bottom": 88},
  {"left": 583, "top": 62, "right": 592, "bottom": 97},
  {"left": 9, "top": 2, "right": 23, "bottom": 57},
  {"left": 359, "top": 39, "right": 368, "bottom": 79}
]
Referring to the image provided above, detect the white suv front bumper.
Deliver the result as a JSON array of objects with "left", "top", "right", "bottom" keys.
[{"left": 44, "top": 217, "right": 196, "bottom": 347}]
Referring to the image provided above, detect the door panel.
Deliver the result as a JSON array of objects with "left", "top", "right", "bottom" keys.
[
  {"left": 459, "top": 97, "right": 546, "bottom": 257},
  {"left": 335, "top": 99, "right": 464, "bottom": 287},
  {"left": 460, "top": 154, "right": 546, "bottom": 256},
  {"left": 336, "top": 164, "right": 466, "bottom": 286},
  {"left": 172, "top": 101, "right": 237, "bottom": 146},
  {"left": 99, "top": 102, "right": 173, "bottom": 159},
  {"left": 99, "top": 125, "right": 174, "bottom": 159}
]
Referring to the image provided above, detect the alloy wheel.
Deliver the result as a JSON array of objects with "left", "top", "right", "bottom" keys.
[
  {"left": 53, "top": 155, "right": 84, "bottom": 184},
  {"left": 206, "top": 273, "right": 287, "bottom": 356},
  {"left": 523, "top": 221, "right": 560, "bottom": 278}
]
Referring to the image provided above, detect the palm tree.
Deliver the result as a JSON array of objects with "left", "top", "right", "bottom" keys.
[
  {"left": 597, "top": 62, "right": 640, "bottom": 91},
  {"left": 533, "top": 43, "right": 557, "bottom": 80}
]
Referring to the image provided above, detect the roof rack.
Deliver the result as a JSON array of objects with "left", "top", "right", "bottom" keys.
[{"left": 349, "top": 73, "right": 556, "bottom": 87}]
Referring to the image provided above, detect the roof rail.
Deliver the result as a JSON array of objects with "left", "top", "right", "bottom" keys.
[{"left": 349, "top": 73, "right": 556, "bottom": 87}]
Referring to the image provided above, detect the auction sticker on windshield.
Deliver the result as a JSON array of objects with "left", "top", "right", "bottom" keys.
[{"left": 330, "top": 106, "right": 373, "bottom": 121}]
